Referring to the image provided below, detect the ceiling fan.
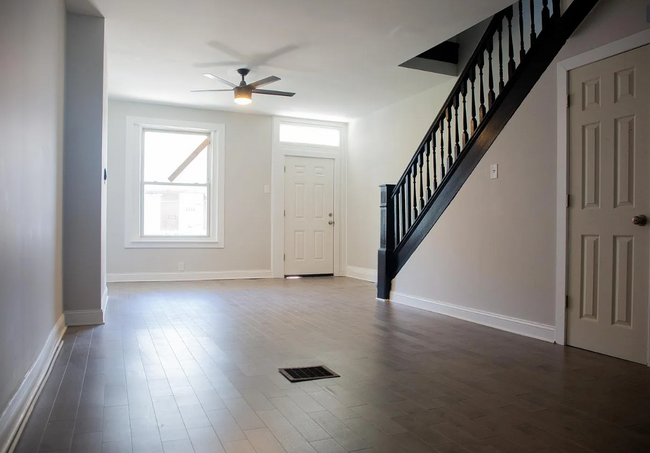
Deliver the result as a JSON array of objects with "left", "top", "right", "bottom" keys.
[{"left": 191, "top": 68, "right": 295, "bottom": 105}]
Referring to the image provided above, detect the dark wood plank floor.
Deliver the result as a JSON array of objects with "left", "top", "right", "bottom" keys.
[{"left": 14, "top": 277, "right": 650, "bottom": 453}]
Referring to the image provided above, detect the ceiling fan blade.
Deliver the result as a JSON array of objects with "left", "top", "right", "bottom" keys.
[
  {"left": 249, "top": 76, "right": 280, "bottom": 89},
  {"left": 207, "top": 40, "right": 247, "bottom": 61},
  {"left": 253, "top": 89, "right": 295, "bottom": 97},
  {"left": 203, "top": 73, "right": 237, "bottom": 87},
  {"left": 248, "top": 45, "right": 299, "bottom": 68},
  {"left": 191, "top": 89, "right": 233, "bottom": 92}
]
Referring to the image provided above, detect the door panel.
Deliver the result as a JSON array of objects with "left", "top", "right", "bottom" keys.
[
  {"left": 581, "top": 123, "right": 600, "bottom": 208},
  {"left": 284, "top": 156, "right": 334, "bottom": 275},
  {"left": 579, "top": 235, "right": 599, "bottom": 320},
  {"left": 612, "top": 235, "right": 633, "bottom": 326},
  {"left": 567, "top": 45, "right": 650, "bottom": 364},
  {"left": 614, "top": 115, "right": 635, "bottom": 207}
]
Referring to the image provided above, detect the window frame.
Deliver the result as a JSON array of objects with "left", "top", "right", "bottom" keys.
[{"left": 124, "top": 117, "right": 225, "bottom": 248}]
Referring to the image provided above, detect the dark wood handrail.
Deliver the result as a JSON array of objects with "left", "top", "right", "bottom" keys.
[
  {"left": 394, "top": 19, "right": 552, "bottom": 261},
  {"left": 388, "top": 0, "right": 567, "bottom": 253},
  {"left": 391, "top": 8, "right": 510, "bottom": 195}
]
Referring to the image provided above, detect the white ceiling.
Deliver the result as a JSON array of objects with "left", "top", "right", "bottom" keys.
[{"left": 83, "top": 0, "right": 514, "bottom": 121}]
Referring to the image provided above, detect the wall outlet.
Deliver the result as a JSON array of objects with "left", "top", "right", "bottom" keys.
[
  {"left": 264, "top": 185, "right": 270, "bottom": 194},
  {"left": 178, "top": 261, "right": 185, "bottom": 271},
  {"left": 490, "top": 164, "right": 498, "bottom": 179}
]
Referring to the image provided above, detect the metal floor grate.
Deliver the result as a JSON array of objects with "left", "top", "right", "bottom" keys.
[{"left": 278, "top": 365, "right": 340, "bottom": 383}]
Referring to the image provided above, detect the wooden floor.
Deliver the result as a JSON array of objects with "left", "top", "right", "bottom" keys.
[{"left": 14, "top": 277, "right": 650, "bottom": 453}]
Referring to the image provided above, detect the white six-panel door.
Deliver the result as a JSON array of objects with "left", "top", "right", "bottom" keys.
[
  {"left": 567, "top": 45, "right": 650, "bottom": 364},
  {"left": 284, "top": 156, "right": 334, "bottom": 275}
]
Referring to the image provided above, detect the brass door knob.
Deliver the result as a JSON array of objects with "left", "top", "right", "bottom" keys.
[
  {"left": 328, "top": 221, "right": 335, "bottom": 225},
  {"left": 633, "top": 215, "right": 647, "bottom": 226}
]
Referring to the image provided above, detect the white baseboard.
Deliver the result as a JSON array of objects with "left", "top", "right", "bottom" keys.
[
  {"left": 64, "top": 287, "right": 108, "bottom": 327},
  {"left": 106, "top": 269, "right": 274, "bottom": 283},
  {"left": 391, "top": 292, "right": 555, "bottom": 343},
  {"left": 65, "top": 309, "right": 105, "bottom": 326},
  {"left": 0, "top": 314, "right": 66, "bottom": 453},
  {"left": 346, "top": 266, "right": 377, "bottom": 283}
]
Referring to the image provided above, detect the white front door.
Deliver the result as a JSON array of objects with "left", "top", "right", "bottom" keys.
[
  {"left": 567, "top": 45, "right": 650, "bottom": 364},
  {"left": 284, "top": 156, "right": 334, "bottom": 275}
]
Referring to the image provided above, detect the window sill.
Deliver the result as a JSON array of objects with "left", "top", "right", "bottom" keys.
[{"left": 124, "top": 240, "right": 225, "bottom": 249}]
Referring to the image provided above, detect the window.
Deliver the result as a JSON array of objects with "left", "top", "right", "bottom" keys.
[
  {"left": 279, "top": 122, "right": 341, "bottom": 147},
  {"left": 142, "top": 130, "right": 209, "bottom": 237},
  {"left": 125, "top": 118, "right": 225, "bottom": 248}
]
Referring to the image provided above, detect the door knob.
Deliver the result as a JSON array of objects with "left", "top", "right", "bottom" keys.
[
  {"left": 328, "top": 220, "right": 335, "bottom": 225},
  {"left": 633, "top": 215, "right": 647, "bottom": 226}
]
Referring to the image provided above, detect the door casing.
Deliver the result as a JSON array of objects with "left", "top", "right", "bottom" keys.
[
  {"left": 271, "top": 117, "right": 347, "bottom": 278},
  {"left": 556, "top": 28, "right": 650, "bottom": 365}
]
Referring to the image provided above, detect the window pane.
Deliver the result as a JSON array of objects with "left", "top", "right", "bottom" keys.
[
  {"left": 279, "top": 123, "right": 340, "bottom": 147},
  {"left": 143, "top": 130, "right": 209, "bottom": 183},
  {"left": 143, "top": 184, "right": 208, "bottom": 236}
]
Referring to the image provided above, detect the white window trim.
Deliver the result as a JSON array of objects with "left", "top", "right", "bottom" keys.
[
  {"left": 271, "top": 116, "right": 348, "bottom": 278},
  {"left": 124, "top": 116, "right": 225, "bottom": 249}
]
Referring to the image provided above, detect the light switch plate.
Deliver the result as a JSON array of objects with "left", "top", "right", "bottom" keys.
[
  {"left": 264, "top": 185, "right": 270, "bottom": 193},
  {"left": 490, "top": 164, "right": 498, "bottom": 179}
]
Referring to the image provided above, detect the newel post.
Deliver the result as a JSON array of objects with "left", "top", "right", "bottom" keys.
[{"left": 377, "top": 184, "right": 395, "bottom": 300}]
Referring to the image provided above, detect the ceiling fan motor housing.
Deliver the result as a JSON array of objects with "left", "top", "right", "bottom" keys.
[
  {"left": 234, "top": 85, "right": 253, "bottom": 104},
  {"left": 234, "top": 86, "right": 252, "bottom": 97}
]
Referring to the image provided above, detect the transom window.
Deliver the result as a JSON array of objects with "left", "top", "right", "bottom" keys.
[
  {"left": 279, "top": 122, "right": 341, "bottom": 147},
  {"left": 125, "top": 118, "right": 225, "bottom": 248}
]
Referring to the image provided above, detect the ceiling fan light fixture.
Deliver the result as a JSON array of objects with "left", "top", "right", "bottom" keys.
[
  {"left": 234, "top": 86, "right": 252, "bottom": 105},
  {"left": 234, "top": 96, "right": 252, "bottom": 105}
]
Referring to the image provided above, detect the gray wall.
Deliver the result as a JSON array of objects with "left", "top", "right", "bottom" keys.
[
  {"left": 347, "top": 0, "right": 650, "bottom": 326},
  {"left": 63, "top": 14, "right": 107, "bottom": 312},
  {"left": 107, "top": 101, "right": 273, "bottom": 276},
  {"left": 0, "top": 0, "right": 66, "bottom": 411}
]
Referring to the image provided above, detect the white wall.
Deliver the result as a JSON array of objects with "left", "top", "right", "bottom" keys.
[
  {"left": 0, "top": 0, "right": 65, "bottom": 413},
  {"left": 63, "top": 13, "right": 107, "bottom": 319},
  {"left": 107, "top": 101, "right": 273, "bottom": 278},
  {"left": 348, "top": 0, "right": 650, "bottom": 328}
]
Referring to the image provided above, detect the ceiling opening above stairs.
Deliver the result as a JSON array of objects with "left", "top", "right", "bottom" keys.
[{"left": 400, "top": 17, "right": 490, "bottom": 77}]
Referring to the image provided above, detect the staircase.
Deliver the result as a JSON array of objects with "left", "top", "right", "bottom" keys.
[{"left": 377, "top": 0, "right": 599, "bottom": 299}]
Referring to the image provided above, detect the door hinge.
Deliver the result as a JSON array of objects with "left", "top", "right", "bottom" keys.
[
  {"left": 283, "top": 254, "right": 285, "bottom": 261},
  {"left": 565, "top": 295, "right": 569, "bottom": 309},
  {"left": 284, "top": 210, "right": 285, "bottom": 217},
  {"left": 566, "top": 94, "right": 570, "bottom": 108},
  {"left": 566, "top": 194, "right": 570, "bottom": 208},
  {"left": 284, "top": 165, "right": 286, "bottom": 173}
]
